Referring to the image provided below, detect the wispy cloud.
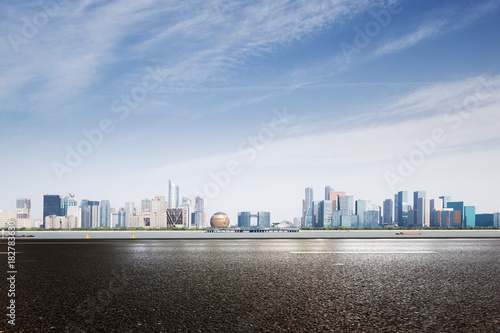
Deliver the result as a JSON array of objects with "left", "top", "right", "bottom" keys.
[{"left": 372, "top": 0, "right": 500, "bottom": 58}]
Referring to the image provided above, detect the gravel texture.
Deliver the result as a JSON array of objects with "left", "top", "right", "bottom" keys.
[{"left": 1, "top": 239, "right": 500, "bottom": 332}]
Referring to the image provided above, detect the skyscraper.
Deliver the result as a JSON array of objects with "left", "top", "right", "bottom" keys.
[
  {"left": 117, "top": 208, "right": 126, "bottom": 227},
  {"left": 141, "top": 199, "right": 151, "bottom": 212},
  {"left": 430, "top": 198, "right": 443, "bottom": 227},
  {"left": 238, "top": 212, "right": 251, "bottom": 227},
  {"left": 61, "top": 194, "right": 77, "bottom": 216},
  {"left": 325, "top": 186, "right": 334, "bottom": 200},
  {"left": 383, "top": 199, "right": 393, "bottom": 224},
  {"left": 396, "top": 191, "right": 409, "bottom": 227},
  {"left": 180, "top": 196, "right": 192, "bottom": 228},
  {"left": 413, "top": 191, "right": 426, "bottom": 211},
  {"left": 43, "top": 195, "right": 61, "bottom": 228},
  {"left": 339, "top": 195, "right": 354, "bottom": 213},
  {"left": 416, "top": 197, "right": 430, "bottom": 227},
  {"left": 355, "top": 200, "right": 368, "bottom": 227},
  {"left": 447, "top": 201, "right": 464, "bottom": 226},
  {"left": 328, "top": 191, "right": 346, "bottom": 211},
  {"left": 80, "top": 200, "right": 99, "bottom": 228},
  {"left": 302, "top": 187, "right": 314, "bottom": 227},
  {"left": 16, "top": 198, "right": 31, "bottom": 219},
  {"left": 316, "top": 201, "right": 332, "bottom": 228},
  {"left": 80, "top": 200, "right": 90, "bottom": 228},
  {"left": 125, "top": 202, "right": 135, "bottom": 226},
  {"left": 257, "top": 212, "right": 271, "bottom": 228},
  {"left": 151, "top": 196, "right": 166, "bottom": 214},
  {"left": 464, "top": 206, "right": 476, "bottom": 227},
  {"left": 169, "top": 180, "right": 179, "bottom": 208},
  {"left": 193, "top": 196, "right": 206, "bottom": 228},
  {"left": 439, "top": 196, "right": 451, "bottom": 209},
  {"left": 100, "top": 200, "right": 110, "bottom": 227}
]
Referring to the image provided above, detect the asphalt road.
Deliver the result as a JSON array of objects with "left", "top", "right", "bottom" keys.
[{"left": 2, "top": 239, "right": 500, "bottom": 332}]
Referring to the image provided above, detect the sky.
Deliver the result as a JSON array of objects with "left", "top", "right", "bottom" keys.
[{"left": 1, "top": 0, "right": 500, "bottom": 223}]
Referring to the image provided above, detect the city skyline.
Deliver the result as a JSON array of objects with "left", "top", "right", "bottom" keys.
[
  {"left": 3, "top": 181, "right": 499, "bottom": 228},
  {"left": 2, "top": 1, "right": 500, "bottom": 223}
]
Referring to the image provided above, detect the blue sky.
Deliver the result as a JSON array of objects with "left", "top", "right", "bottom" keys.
[{"left": 1, "top": 0, "right": 500, "bottom": 222}]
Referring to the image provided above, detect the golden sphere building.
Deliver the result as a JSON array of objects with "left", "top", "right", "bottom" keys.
[{"left": 210, "top": 212, "right": 230, "bottom": 228}]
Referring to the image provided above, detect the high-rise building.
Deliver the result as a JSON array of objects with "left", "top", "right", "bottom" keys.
[
  {"left": 475, "top": 213, "right": 500, "bottom": 227},
  {"left": 125, "top": 202, "right": 135, "bottom": 226},
  {"left": 416, "top": 197, "right": 431, "bottom": 227},
  {"left": 257, "top": 212, "right": 271, "bottom": 228},
  {"left": 168, "top": 180, "right": 179, "bottom": 208},
  {"left": 16, "top": 198, "right": 31, "bottom": 219},
  {"left": 238, "top": 212, "right": 251, "bottom": 227},
  {"left": 325, "top": 186, "right": 334, "bottom": 200},
  {"left": 80, "top": 200, "right": 99, "bottom": 228},
  {"left": 80, "top": 200, "right": 90, "bottom": 228},
  {"left": 339, "top": 195, "right": 354, "bottom": 213},
  {"left": 151, "top": 196, "right": 166, "bottom": 214},
  {"left": 447, "top": 201, "right": 464, "bottom": 226},
  {"left": 332, "top": 210, "right": 351, "bottom": 227},
  {"left": 328, "top": 191, "right": 346, "bottom": 211},
  {"left": 16, "top": 198, "right": 31, "bottom": 209},
  {"left": 396, "top": 191, "right": 409, "bottom": 227},
  {"left": 141, "top": 199, "right": 151, "bottom": 212},
  {"left": 341, "top": 214, "right": 359, "bottom": 228},
  {"left": 430, "top": 198, "right": 443, "bottom": 227},
  {"left": 439, "top": 196, "right": 451, "bottom": 208},
  {"left": 355, "top": 200, "right": 368, "bottom": 227},
  {"left": 464, "top": 206, "right": 476, "bottom": 227},
  {"left": 302, "top": 187, "right": 314, "bottom": 227},
  {"left": 383, "top": 199, "right": 393, "bottom": 224},
  {"left": 67, "top": 206, "right": 80, "bottom": 227},
  {"left": 316, "top": 201, "right": 332, "bottom": 228},
  {"left": 117, "top": 208, "right": 126, "bottom": 227},
  {"left": 111, "top": 211, "right": 118, "bottom": 228},
  {"left": 413, "top": 191, "right": 426, "bottom": 211},
  {"left": 193, "top": 196, "right": 206, "bottom": 228},
  {"left": 43, "top": 195, "right": 61, "bottom": 228},
  {"left": 365, "top": 210, "right": 380, "bottom": 228},
  {"left": 61, "top": 194, "right": 77, "bottom": 216},
  {"left": 438, "top": 209, "right": 454, "bottom": 227},
  {"left": 180, "top": 196, "right": 192, "bottom": 228},
  {"left": 90, "top": 201, "right": 100, "bottom": 228},
  {"left": 100, "top": 200, "right": 110, "bottom": 227}
]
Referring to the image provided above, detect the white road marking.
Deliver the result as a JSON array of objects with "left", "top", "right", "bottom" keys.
[{"left": 290, "top": 251, "right": 435, "bottom": 254}]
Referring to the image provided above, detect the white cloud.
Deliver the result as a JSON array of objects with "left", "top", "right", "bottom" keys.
[{"left": 372, "top": 0, "right": 499, "bottom": 58}]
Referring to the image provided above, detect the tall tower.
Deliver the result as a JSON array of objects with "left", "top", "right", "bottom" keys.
[
  {"left": 193, "top": 196, "right": 206, "bottom": 228},
  {"left": 396, "top": 191, "right": 409, "bottom": 227},
  {"left": 168, "top": 180, "right": 179, "bottom": 208},
  {"left": 413, "top": 191, "right": 426, "bottom": 211},
  {"left": 181, "top": 196, "right": 192, "bottom": 228},
  {"left": 325, "top": 186, "right": 334, "bottom": 201},
  {"left": 416, "top": 197, "right": 431, "bottom": 227},
  {"left": 302, "top": 187, "right": 314, "bottom": 227},
  {"left": 61, "top": 194, "right": 77, "bottom": 216},
  {"left": 43, "top": 195, "right": 61, "bottom": 228},
  {"left": 383, "top": 199, "right": 393, "bottom": 224},
  {"left": 100, "top": 200, "right": 110, "bottom": 228}
]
